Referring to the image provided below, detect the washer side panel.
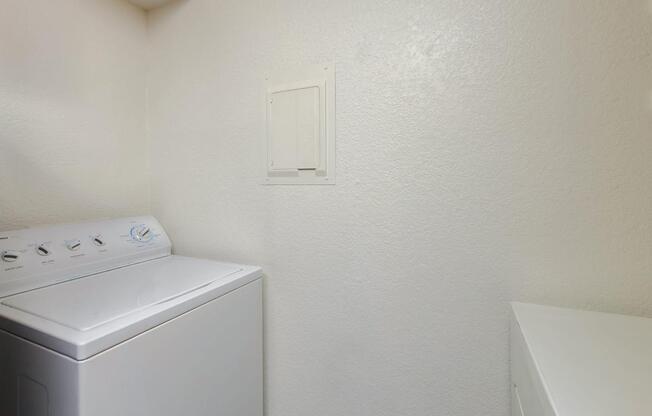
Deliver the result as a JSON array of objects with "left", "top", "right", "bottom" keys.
[
  {"left": 78, "top": 279, "right": 263, "bottom": 416},
  {"left": 0, "top": 329, "right": 80, "bottom": 416}
]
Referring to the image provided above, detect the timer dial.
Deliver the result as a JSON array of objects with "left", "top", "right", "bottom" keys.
[{"left": 131, "top": 225, "right": 153, "bottom": 242}]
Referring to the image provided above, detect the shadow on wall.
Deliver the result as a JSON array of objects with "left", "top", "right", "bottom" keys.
[
  {"left": 0, "top": 140, "right": 96, "bottom": 231},
  {"left": 0, "top": 86, "right": 140, "bottom": 231}
]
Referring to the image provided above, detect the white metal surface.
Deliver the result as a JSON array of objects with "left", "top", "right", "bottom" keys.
[
  {"left": 511, "top": 302, "right": 652, "bottom": 416},
  {"left": 3, "top": 257, "right": 241, "bottom": 331},
  {"left": 0, "top": 255, "right": 260, "bottom": 360},
  {"left": 0, "top": 216, "right": 263, "bottom": 416},
  {"left": 268, "top": 82, "right": 323, "bottom": 171}
]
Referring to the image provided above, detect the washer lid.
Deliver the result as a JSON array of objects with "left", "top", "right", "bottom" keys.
[
  {"left": 2, "top": 257, "right": 240, "bottom": 331},
  {"left": 0, "top": 255, "right": 262, "bottom": 360}
]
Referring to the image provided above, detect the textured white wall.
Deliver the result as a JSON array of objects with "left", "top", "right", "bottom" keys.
[
  {"left": 0, "top": 0, "right": 149, "bottom": 231},
  {"left": 147, "top": 1, "right": 652, "bottom": 415}
]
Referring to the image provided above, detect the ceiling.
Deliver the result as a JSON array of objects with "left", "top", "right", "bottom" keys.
[{"left": 127, "top": 0, "right": 178, "bottom": 11}]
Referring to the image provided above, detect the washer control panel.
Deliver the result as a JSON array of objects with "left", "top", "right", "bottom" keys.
[{"left": 0, "top": 216, "right": 171, "bottom": 298}]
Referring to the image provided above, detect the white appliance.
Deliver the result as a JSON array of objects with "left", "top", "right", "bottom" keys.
[
  {"left": 511, "top": 302, "right": 652, "bottom": 416},
  {"left": 0, "top": 216, "right": 262, "bottom": 416}
]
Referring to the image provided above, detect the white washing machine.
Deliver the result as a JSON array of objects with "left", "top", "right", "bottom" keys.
[{"left": 0, "top": 216, "right": 262, "bottom": 416}]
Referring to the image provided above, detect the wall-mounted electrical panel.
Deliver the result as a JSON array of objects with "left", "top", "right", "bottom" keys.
[{"left": 263, "top": 65, "right": 335, "bottom": 185}]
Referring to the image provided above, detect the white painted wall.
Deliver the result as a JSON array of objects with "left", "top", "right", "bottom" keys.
[
  {"left": 147, "top": 1, "right": 652, "bottom": 415},
  {"left": 0, "top": 0, "right": 148, "bottom": 230}
]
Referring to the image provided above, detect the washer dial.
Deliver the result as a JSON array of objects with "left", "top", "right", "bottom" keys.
[
  {"left": 66, "top": 240, "right": 82, "bottom": 251},
  {"left": 1, "top": 250, "right": 20, "bottom": 263},
  {"left": 36, "top": 244, "right": 51, "bottom": 256},
  {"left": 131, "top": 225, "right": 153, "bottom": 242}
]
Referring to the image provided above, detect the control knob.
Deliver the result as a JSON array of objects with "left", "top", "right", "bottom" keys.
[
  {"left": 131, "top": 225, "right": 153, "bottom": 242},
  {"left": 36, "top": 244, "right": 51, "bottom": 256},
  {"left": 66, "top": 240, "right": 82, "bottom": 251},
  {"left": 1, "top": 250, "right": 20, "bottom": 263}
]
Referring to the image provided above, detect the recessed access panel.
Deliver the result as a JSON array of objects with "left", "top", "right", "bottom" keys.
[
  {"left": 269, "top": 84, "right": 321, "bottom": 171},
  {"left": 264, "top": 65, "right": 336, "bottom": 185}
]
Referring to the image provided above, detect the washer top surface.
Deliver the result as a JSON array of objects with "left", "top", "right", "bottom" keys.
[
  {"left": 512, "top": 302, "right": 652, "bottom": 416},
  {"left": 0, "top": 255, "right": 261, "bottom": 360},
  {"left": 2, "top": 256, "right": 241, "bottom": 331}
]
